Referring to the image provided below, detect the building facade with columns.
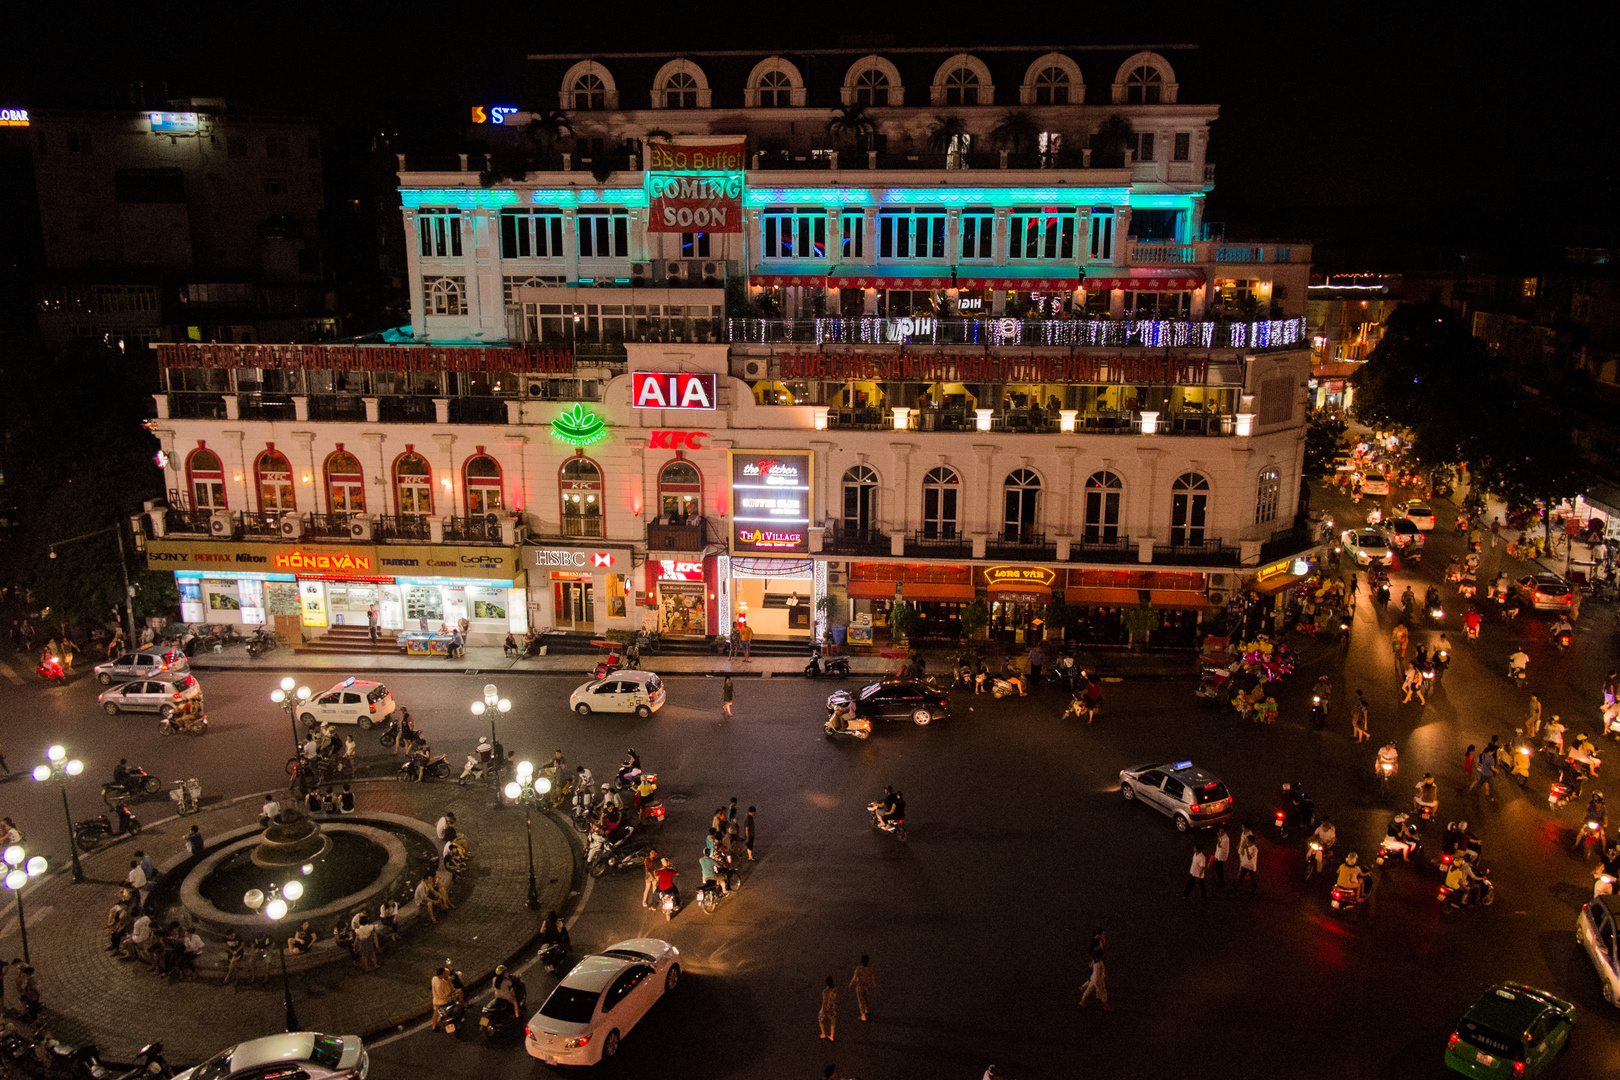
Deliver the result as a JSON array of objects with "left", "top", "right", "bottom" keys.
[{"left": 140, "top": 45, "right": 1316, "bottom": 646}]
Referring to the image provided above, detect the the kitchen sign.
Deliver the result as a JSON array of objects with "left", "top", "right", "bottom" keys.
[
  {"left": 729, "top": 450, "right": 811, "bottom": 556},
  {"left": 633, "top": 372, "right": 717, "bottom": 410}
]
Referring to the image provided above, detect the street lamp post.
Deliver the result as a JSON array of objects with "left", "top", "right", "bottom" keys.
[
  {"left": 504, "top": 761, "right": 549, "bottom": 911},
  {"left": 32, "top": 745, "right": 85, "bottom": 884},
  {"left": 245, "top": 876, "right": 306, "bottom": 1032},
  {"left": 472, "top": 683, "right": 512, "bottom": 809},
  {"left": 270, "top": 677, "right": 313, "bottom": 757},
  {"left": 2, "top": 846, "right": 49, "bottom": 963}
]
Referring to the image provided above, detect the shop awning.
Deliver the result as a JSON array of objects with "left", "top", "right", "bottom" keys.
[
  {"left": 1253, "top": 570, "right": 1313, "bottom": 596},
  {"left": 749, "top": 263, "right": 829, "bottom": 287},
  {"left": 1083, "top": 269, "right": 1205, "bottom": 292},
  {"left": 828, "top": 266, "right": 955, "bottom": 289},
  {"left": 847, "top": 580, "right": 976, "bottom": 601},
  {"left": 1066, "top": 587, "right": 1144, "bottom": 606},
  {"left": 1151, "top": 589, "right": 1213, "bottom": 608},
  {"left": 956, "top": 267, "right": 1080, "bottom": 291}
]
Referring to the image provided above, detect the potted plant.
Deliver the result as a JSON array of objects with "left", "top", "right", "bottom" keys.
[
  {"left": 1123, "top": 604, "right": 1160, "bottom": 651},
  {"left": 816, "top": 594, "right": 845, "bottom": 646},
  {"left": 887, "top": 600, "right": 921, "bottom": 645},
  {"left": 961, "top": 599, "right": 991, "bottom": 640}
]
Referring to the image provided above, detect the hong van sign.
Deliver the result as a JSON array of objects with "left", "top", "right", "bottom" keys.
[{"left": 633, "top": 372, "right": 717, "bottom": 410}]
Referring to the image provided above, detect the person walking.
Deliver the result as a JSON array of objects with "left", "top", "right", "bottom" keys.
[
  {"left": 1078, "top": 942, "right": 1111, "bottom": 1011},
  {"left": 1525, "top": 695, "right": 1543, "bottom": 742},
  {"left": 849, "top": 956, "right": 876, "bottom": 1021},
  {"left": 1470, "top": 742, "right": 1498, "bottom": 801},
  {"left": 1401, "top": 662, "right": 1426, "bottom": 705},
  {"left": 1391, "top": 623, "right": 1408, "bottom": 661},
  {"left": 1237, "top": 826, "right": 1259, "bottom": 895},
  {"left": 1348, "top": 573, "right": 1360, "bottom": 604},
  {"left": 1352, "top": 690, "right": 1371, "bottom": 743},
  {"left": 1027, "top": 644, "right": 1044, "bottom": 687},
  {"left": 641, "top": 847, "right": 661, "bottom": 909},
  {"left": 366, "top": 604, "right": 379, "bottom": 644},
  {"left": 1210, "top": 826, "right": 1231, "bottom": 885},
  {"left": 818, "top": 976, "right": 838, "bottom": 1041},
  {"left": 1462, "top": 744, "right": 1476, "bottom": 790},
  {"left": 744, "top": 806, "right": 756, "bottom": 860},
  {"left": 1491, "top": 516, "right": 1501, "bottom": 547},
  {"left": 1181, "top": 842, "right": 1208, "bottom": 899},
  {"left": 722, "top": 675, "right": 734, "bottom": 718}
]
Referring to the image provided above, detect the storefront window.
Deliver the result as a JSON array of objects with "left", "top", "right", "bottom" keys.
[
  {"left": 1084, "top": 471, "right": 1123, "bottom": 543},
  {"left": 256, "top": 450, "right": 295, "bottom": 512},
  {"left": 1171, "top": 472, "right": 1210, "bottom": 545},
  {"left": 326, "top": 450, "right": 366, "bottom": 514},
  {"left": 842, "top": 465, "right": 879, "bottom": 533},
  {"left": 658, "top": 460, "right": 701, "bottom": 522},
  {"left": 1003, "top": 469, "right": 1042, "bottom": 542},
  {"left": 922, "top": 466, "right": 959, "bottom": 539},
  {"left": 395, "top": 453, "right": 434, "bottom": 517},
  {"left": 561, "top": 455, "right": 603, "bottom": 538},
  {"left": 605, "top": 574, "right": 628, "bottom": 619},
  {"left": 187, "top": 448, "right": 227, "bottom": 510},
  {"left": 465, "top": 454, "right": 503, "bottom": 516}
]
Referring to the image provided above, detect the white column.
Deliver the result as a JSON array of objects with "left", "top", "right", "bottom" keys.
[
  {"left": 362, "top": 432, "right": 388, "bottom": 516},
  {"left": 402, "top": 208, "right": 425, "bottom": 339},
  {"left": 292, "top": 431, "right": 320, "bottom": 514},
  {"left": 433, "top": 433, "right": 457, "bottom": 519}
]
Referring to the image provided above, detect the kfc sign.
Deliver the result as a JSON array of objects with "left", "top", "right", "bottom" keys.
[
  {"left": 659, "top": 559, "right": 705, "bottom": 581},
  {"left": 649, "top": 431, "right": 707, "bottom": 450},
  {"left": 633, "top": 372, "right": 717, "bottom": 410}
]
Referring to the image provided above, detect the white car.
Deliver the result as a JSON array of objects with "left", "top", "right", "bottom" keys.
[
  {"left": 175, "top": 1032, "right": 368, "bottom": 1080},
  {"left": 525, "top": 938, "right": 681, "bottom": 1065},
  {"left": 1403, "top": 501, "right": 1436, "bottom": 531},
  {"left": 296, "top": 677, "right": 396, "bottom": 730},
  {"left": 1578, "top": 894, "right": 1620, "bottom": 1006},
  {"left": 1359, "top": 472, "right": 1390, "bottom": 496},
  {"left": 1340, "top": 528, "right": 1391, "bottom": 566},
  {"left": 569, "top": 670, "right": 667, "bottom": 718},
  {"left": 98, "top": 674, "right": 202, "bottom": 718}
]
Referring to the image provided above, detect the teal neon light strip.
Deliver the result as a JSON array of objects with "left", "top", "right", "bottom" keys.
[
  {"left": 1127, "top": 193, "right": 1199, "bottom": 210},
  {"left": 399, "top": 188, "right": 647, "bottom": 209},
  {"left": 744, "top": 188, "right": 875, "bottom": 207}
]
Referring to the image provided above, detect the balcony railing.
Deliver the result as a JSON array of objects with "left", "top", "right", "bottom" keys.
[
  {"left": 443, "top": 515, "right": 504, "bottom": 543},
  {"left": 647, "top": 518, "right": 707, "bottom": 552},
  {"left": 728, "top": 316, "right": 1305, "bottom": 350},
  {"left": 1259, "top": 524, "right": 1316, "bottom": 563},
  {"left": 904, "top": 530, "right": 972, "bottom": 559},
  {"left": 377, "top": 397, "right": 438, "bottom": 423},
  {"left": 304, "top": 512, "right": 356, "bottom": 539},
  {"left": 447, "top": 397, "right": 509, "bottom": 424},
  {"left": 987, "top": 531, "right": 1056, "bottom": 560},
  {"left": 1152, "top": 538, "right": 1239, "bottom": 566},
  {"left": 169, "top": 392, "right": 228, "bottom": 419},
  {"left": 562, "top": 514, "right": 604, "bottom": 539},
  {"left": 163, "top": 507, "right": 219, "bottom": 534},
  {"left": 376, "top": 514, "right": 431, "bottom": 542},
  {"left": 237, "top": 394, "right": 298, "bottom": 421},
  {"left": 822, "top": 523, "right": 890, "bottom": 556},
  {"left": 1069, "top": 538, "right": 1137, "bottom": 563},
  {"left": 308, "top": 395, "right": 366, "bottom": 422}
]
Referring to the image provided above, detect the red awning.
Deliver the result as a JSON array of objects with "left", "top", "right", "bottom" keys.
[
  {"left": 830, "top": 275, "right": 954, "bottom": 289},
  {"left": 1066, "top": 587, "right": 1144, "bottom": 606},
  {"left": 958, "top": 276, "right": 1077, "bottom": 290},
  {"left": 1085, "top": 274, "right": 1205, "bottom": 292},
  {"left": 750, "top": 274, "right": 829, "bottom": 286},
  {"left": 1150, "top": 589, "right": 1213, "bottom": 608}
]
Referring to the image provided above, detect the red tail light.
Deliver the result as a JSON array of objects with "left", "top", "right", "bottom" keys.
[
  {"left": 1447, "top": 1033, "right": 1459, "bottom": 1051},
  {"left": 524, "top": 1026, "right": 532, "bottom": 1039},
  {"left": 1514, "top": 1062, "right": 1525, "bottom": 1077},
  {"left": 1189, "top": 804, "right": 1201, "bottom": 814},
  {"left": 1274, "top": 810, "right": 1285, "bottom": 823}
]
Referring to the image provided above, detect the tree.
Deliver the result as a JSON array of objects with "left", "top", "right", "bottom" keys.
[
  {"left": 1123, "top": 604, "right": 1159, "bottom": 649},
  {"left": 1303, "top": 412, "right": 1349, "bottom": 480},
  {"left": 961, "top": 599, "right": 990, "bottom": 639},
  {"left": 1088, "top": 115, "right": 1134, "bottom": 168},
  {"left": 990, "top": 110, "right": 1040, "bottom": 156},
  {"left": 926, "top": 115, "right": 968, "bottom": 154},
  {"left": 887, "top": 600, "right": 920, "bottom": 643},
  {"left": 825, "top": 104, "right": 875, "bottom": 150},
  {"left": 480, "top": 110, "right": 572, "bottom": 186},
  {"left": 1470, "top": 396, "right": 1584, "bottom": 541}
]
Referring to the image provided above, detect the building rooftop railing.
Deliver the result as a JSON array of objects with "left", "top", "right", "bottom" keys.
[{"left": 728, "top": 316, "right": 1305, "bottom": 349}]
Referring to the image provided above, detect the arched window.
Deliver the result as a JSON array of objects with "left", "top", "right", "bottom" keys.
[
  {"left": 854, "top": 68, "right": 890, "bottom": 106},
  {"left": 943, "top": 67, "right": 980, "bottom": 106},
  {"left": 1170, "top": 472, "right": 1210, "bottom": 545},
  {"left": 464, "top": 454, "right": 503, "bottom": 517},
  {"left": 395, "top": 452, "right": 434, "bottom": 517},
  {"left": 573, "top": 73, "right": 606, "bottom": 110},
  {"left": 1003, "top": 469, "right": 1041, "bottom": 543},
  {"left": 560, "top": 455, "right": 603, "bottom": 537},
  {"left": 1034, "top": 66, "right": 1069, "bottom": 105},
  {"left": 922, "top": 466, "right": 959, "bottom": 540},
  {"left": 186, "top": 448, "right": 226, "bottom": 511},
  {"left": 758, "top": 69, "right": 793, "bottom": 107},
  {"left": 1126, "top": 64, "right": 1163, "bottom": 104},
  {"left": 427, "top": 277, "right": 463, "bottom": 316},
  {"left": 325, "top": 450, "right": 365, "bottom": 514},
  {"left": 1255, "top": 467, "right": 1282, "bottom": 525},
  {"left": 664, "top": 71, "right": 699, "bottom": 109},
  {"left": 255, "top": 449, "right": 295, "bottom": 513},
  {"left": 842, "top": 465, "right": 879, "bottom": 534},
  {"left": 1084, "top": 470, "right": 1123, "bottom": 544},
  {"left": 659, "top": 460, "right": 701, "bottom": 522}
]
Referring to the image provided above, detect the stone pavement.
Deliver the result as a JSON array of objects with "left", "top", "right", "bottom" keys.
[{"left": 0, "top": 778, "right": 578, "bottom": 1066}]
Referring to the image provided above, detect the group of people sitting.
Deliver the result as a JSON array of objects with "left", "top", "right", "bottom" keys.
[
  {"left": 114, "top": 911, "right": 204, "bottom": 980},
  {"left": 303, "top": 783, "right": 357, "bottom": 814}
]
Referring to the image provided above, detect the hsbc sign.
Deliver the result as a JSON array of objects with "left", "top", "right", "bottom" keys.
[
  {"left": 524, "top": 546, "right": 633, "bottom": 571},
  {"left": 632, "top": 372, "right": 717, "bottom": 410}
]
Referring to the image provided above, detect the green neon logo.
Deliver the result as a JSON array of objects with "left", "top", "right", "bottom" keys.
[{"left": 552, "top": 403, "right": 607, "bottom": 446}]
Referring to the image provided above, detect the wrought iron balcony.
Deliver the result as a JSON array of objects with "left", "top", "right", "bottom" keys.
[
  {"left": 647, "top": 517, "right": 707, "bottom": 552},
  {"left": 904, "top": 529, "right": 972, "bottom": 560},
  {"left": 822, "top": 523, "right": 890, "bottom": 556},
  {"left": 987, "top": 531, "right": 1056, "bottom": 561},
  {"left": 1069, "top": 538, "right": 1138, "bottom": 564},
  {"left": 1151, "top": 537, "right": 1240, "bottom": 567}
]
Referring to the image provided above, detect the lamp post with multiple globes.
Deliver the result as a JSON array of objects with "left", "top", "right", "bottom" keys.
[
  {"left": 2, "top": 845, "right": 48, "bottom": 962},
  {"left": 269, "top": 677, "right": 312, "bottom": 756},
  {"left": 244, "top": 872, "right": 308, "bottom": 1032},
  {"left": 31, "top": 745, "right": 85, "bottom": 883},
  {"left": 503, "top": 760, "right": 548, "bottom": 911}
]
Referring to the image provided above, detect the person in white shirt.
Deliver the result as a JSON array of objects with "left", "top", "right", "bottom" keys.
[{"left": 1181, "top": 842, "right": 1208, "bottom": 899}]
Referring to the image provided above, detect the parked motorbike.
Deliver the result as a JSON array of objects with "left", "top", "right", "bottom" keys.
[
  {"left": 867, "top": 801, "right": 907, "bottom": 842},
  {"left": 458, "top": 753, "right": 493, "bottom": 786},
  {"left": 168, "top": 778, "right": 202, "bottom": 816},
  {"left": 397, "top": 749, "right": 450, "bottom": 782},
  {"left": 570, "top": 786, "right": 597, "bottom": 832},
  {"left": 804, "top": 647, "right": 851, "bottom": 678},
  {"left": 587, "top": 831, "right": 645, "bottom": 878},
  {"left": 32, "top": 1030, "right": 106, "bottom": 1080},
  {"left": 36, "top": 655, "right": 67, "bottom": 681},
  {"left": 74, "top": 805, "right": 141, "bottom": 851}
]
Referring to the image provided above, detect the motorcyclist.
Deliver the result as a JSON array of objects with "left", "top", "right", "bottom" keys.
[
  {"left": 878, "top": 785, "right": 901, "bottom": 826},
  {"left": 1308, "top": 818, "right": 1337, "bottom": 872},
  {"left": 1555, "top": 755, "right": 1585, "bottom": 803},
  {"left": 1335, "top": 853, "right": 1368, "bottom": 901},
  {"left": 617, "top": 749, "right": 642, "bottom": 787},
  {"left": 1552, "top": 614, "right": 1574, "bottom": 642},
  {"left": 1433, "top": 635, "right": 1452, "bottom": 678},
  {"left": 1444, "top": 852, "right": 1479, "bottom": 906},
  {"left": 1442, "top": 820, "right": 1479, "bottom": 860},
  {"left": 1571, "top": 733, "right": 1602, "bottom": 777},
  {"left": 1383, "top": 813, "right": 1420, "bottom": 862},
  {"left": 1414, "top": 773, "right": 1439, "bottom": 816},
  {"left": 1400, "top": 586, "right": 1416, "bottom": 618},
  {"left": 600, "top": 782, "right": 624, "bottom": 814},
  {"left": 1508, "top": 650, "right": 1529, "bottom": 679},
  {"left": 1281, "top": 781, "right": 1313, "bottom": 831},
  {"left": 1376, "top": 741, "right": 1399, "bottom": 777},
  {"left": 829, "top": 697, "right": 856, "bottom": 731},
  {"left": 1585, "top": 793, "right": 1608, "bottom": 846},
  {"left": 1423, "top": 585, "right": 1442, "bottom": 613},
  {"left": 492, "top": 965, "right": 525, "bottom": 1019}
]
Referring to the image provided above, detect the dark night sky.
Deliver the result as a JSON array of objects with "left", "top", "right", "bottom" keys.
[{"left": 4, "top": 1, "right": 1615, "bottom": 264}]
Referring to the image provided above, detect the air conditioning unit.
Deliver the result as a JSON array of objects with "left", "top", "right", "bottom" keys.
[
  {"left": 630, "top": 262, "right": 650, "bottom": 285},
  {"left": 348, "top": 515, "right": 374, "bottom": 541},
  {"left": 209, "top": 510, "right": 237, "bottom": 538},
  {"left": 702, "top": 261, "right": 721, "bottom": 282},
  {"left": 742, "top": 358, "right": 766, "bottom": 379},
  {"left": 1206, "top": 589, "right": 1228, "bottom": 607},
  {"left": 500, "top": 517, "right": 529, "bottom": 545},
  {"left": 523, "top": 375, "right": 550, "bottom": 399},
  {"left": 664, "top": 260, "right": 685, "bottom": 282},
  {"left": 1207, "top": 573, "right": 1234, "bottom": 592},
  {"left": 279, "top": 513, "right": 302, "bottom": 540}
]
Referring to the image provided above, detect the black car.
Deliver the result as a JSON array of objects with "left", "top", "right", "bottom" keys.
[{"left": 827, "top": 680, "right": 951, "bottom": 726}]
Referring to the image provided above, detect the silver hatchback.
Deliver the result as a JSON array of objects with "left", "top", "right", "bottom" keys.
[
  {"left": 94, "top": 647, "right": 189, "bottom": 685},
  {"left": 1119, "top": 760, "right": 1234, "bottom": 831},
  {"left": 98, "top": 675, "right": 202, "bottom": 718}
]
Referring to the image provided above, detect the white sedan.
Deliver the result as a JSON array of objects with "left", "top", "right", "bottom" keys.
[
  {"left": 1340, "top": 528, "right": 1391, "bottom": 566},
  {"left": 569, "top": 671, "right": 666, "bottom": 718},
  {"left": 1403, "top": 501, "right": 1436, "bottom": 531},
  {"left": 525, "top": 939, "right": 680, "bottom": 1065}
]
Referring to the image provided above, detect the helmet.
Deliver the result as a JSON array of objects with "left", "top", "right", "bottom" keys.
[
  {"left": 601, "top": 783, "right": 612, "bottom": 791},
  {"left": 494, "top": 965, "right": 506, "bottom": 976},
  {"left": 1456, "top": 821, "right": 1469, "bottom": 832},
  {"left": 1393, "top": 813, "right": 1408, "bottom": 824},
  {"left": 1598, "top": 793, "right": 1606, "bottom": 801},
  {"left": 1345, "top": 853, "right": 1359, "bottom": 865}
]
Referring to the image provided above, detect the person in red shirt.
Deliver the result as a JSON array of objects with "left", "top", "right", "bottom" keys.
[
  {"left": 655, "top": 858, "right": 680, "bottom": 908},
  {"left": 1463, "top": 609, "right": 1482, "bottom": 640}
]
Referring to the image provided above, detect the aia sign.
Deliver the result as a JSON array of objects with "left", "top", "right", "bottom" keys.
[{"left": 632, "top": 372, "right": 717, "bottom": 410}]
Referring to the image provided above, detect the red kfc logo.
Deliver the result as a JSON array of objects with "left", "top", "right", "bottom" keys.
[{"left": 649, "top": 430, "right": 708, "bottom": 450}]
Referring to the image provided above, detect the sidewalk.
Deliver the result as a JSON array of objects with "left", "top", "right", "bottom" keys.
[
  {"left": 189, "top": 645, "right": 904, "bottom": 678},
  {"left": 0, "top": 778, "right": 577, "bottom": 1065}
]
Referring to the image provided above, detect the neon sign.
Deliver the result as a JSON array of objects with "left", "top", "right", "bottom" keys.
[
  {"left": 648, "top": 431, "right": 708, "bottom": 450},
  {"left": 551, "top": 403, "right": 608, "bottom": 446},
  {"left": 149, "top": 112, "right": 199, "bottom": 133},
  {"left": 274, "top": 550, "right": 373, "bottom": 572},
  {"left": 731, "top": 450, "right": 811, "bottom": 555},
  {"left": 633, "top": 372, "right": 717, "bottom": 410},
  {"left": 471, "top": 106, "right": 520, "bottom": 125},
  {"left": 0, "top": 109, "right": 29, "bottom": 128}
]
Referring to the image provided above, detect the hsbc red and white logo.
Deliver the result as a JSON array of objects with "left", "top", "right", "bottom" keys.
[
  {"left": 633, "top": 372, "right": 717, "bottom": 410},
  {"left": 592, "top": 552, "right": 616, "bottom": 568},
  {"left": 649, "top": 430, "right": 707, "bottom": 450}
]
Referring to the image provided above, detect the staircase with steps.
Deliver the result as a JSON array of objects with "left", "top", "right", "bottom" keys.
[{"left": 293, "top": 625, "right": 400, "bottom": 656}]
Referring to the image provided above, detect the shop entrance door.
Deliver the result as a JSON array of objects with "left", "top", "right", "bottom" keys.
[{"left": 555, "top": 580, "right": 594, "bottom": 628}]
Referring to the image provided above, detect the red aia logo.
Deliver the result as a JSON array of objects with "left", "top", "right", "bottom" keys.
[{"left": 649, "top": 431, "right": 707, "bottom": 450}]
